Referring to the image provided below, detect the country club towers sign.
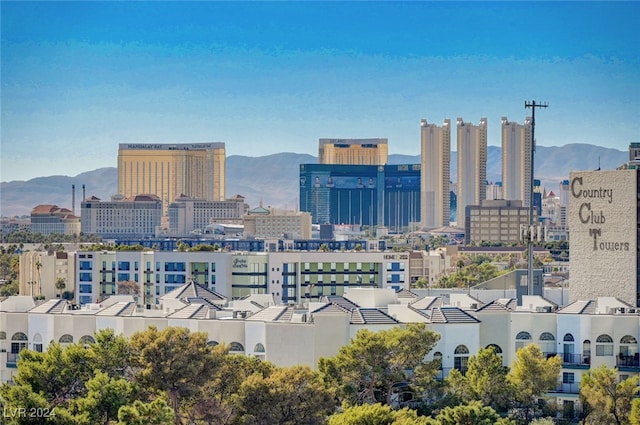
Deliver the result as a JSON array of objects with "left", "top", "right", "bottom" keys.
[
  {"left": 568, "top": 169, "right": 638, "bottom": 304},
  {"left": 570, "top": 173, "right": 630, "bottom": 252}
]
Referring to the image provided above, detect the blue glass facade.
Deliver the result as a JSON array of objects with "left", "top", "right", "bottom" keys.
[{"left": 299, "top": 163, "right": 420, "bottom": 232}]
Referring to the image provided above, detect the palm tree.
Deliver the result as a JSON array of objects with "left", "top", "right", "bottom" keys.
[
  {"left": 35, "top": 259, "right": 42, "bottom": 296},
  {"left": 54, "top": 277, "right": 66, "bottom": 298}
]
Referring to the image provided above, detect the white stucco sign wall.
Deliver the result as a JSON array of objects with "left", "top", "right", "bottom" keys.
[{"left": 568, "top": 170, "right": 637, "bottom": 305}]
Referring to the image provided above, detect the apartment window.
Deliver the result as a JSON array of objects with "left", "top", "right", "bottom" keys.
[
  {"left": 596, "top": 334, "right": 614, "bottom": 356},
  {"left": 562, "top": 372, "right": 574, "bottom": 384},
  {"left": 515, "top": 331, "right": 532, "bottom": 351}
]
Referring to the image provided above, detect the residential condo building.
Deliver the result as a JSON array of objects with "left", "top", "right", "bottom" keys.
[
  {"left": 420, "top": 119, "right": 451, "bottom": 229},
  {"left": 501, "top": 116, "right": 533, "bottom": 206},
  {"left": 456, "top": 118, "right": 487, "bottom": 225}
]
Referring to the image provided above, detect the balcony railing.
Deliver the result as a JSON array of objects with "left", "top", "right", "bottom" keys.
[
  {"left": 6, "top": 352, "right": 19, "bottom": 368},
  {"left": 549, "top": 382, "right": 580, "bottom": 394},
  {"left": 616, "top": 354, "right": 640, "bottom": 369},
  {"left": 560, "top": 353, "right": 591, "bottom": 367}
]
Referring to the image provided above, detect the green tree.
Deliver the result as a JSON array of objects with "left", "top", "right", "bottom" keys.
[
  {"left": 117, "top": 399, "right": 175, "bottom": 425},
  {"left": 506, "top": 344, "right": 562, "bottom": 423},
  {"left": 328, "top": 403, "right": 428, "bottom": 425},
  {"left": 129, "top": 327, "right": 216, "bottom": 421},
  {"left": 630, "top": 399, "right": 640, "bottom": 425},
  {"left": 446, "top": 346, "right": 512, "bottom": 413},
  {"left": 0, "top": 342, "right": 95, "bottom": 414},
  {"left": 431, "top": 401, "right": 514, "bottom": 425},
  {"left": 580, "top": 365, "right": 639, "bottom": 425},
  {"left": 319, "top": 323, "right": 440, "bottom": 406},
  {"left": 187, "top": 348, "right": 274, "bottom": 424},
  {"left": 233, "top": 365, "right": 336, "bottom": 425},
  {"left": 55, "top": 277, "right": 66, "bottom": 298},
  {"left": 88, "top": 329, "right": 132, "bottom": 378},
  {"left": 65, "top": 371, "right": 137, "bottom": 424}
]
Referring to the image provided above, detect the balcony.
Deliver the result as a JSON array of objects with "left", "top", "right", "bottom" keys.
[
  {"left": 561, "top": 353, "right": 591, "bottom": 369},
  {"left": 6, "top": 352, "right": 19, "bottom": 368},
  {"left": 549, "top": 382, "right": 580, "bottom": 395},
  {"left": 616, "top": 353, "right": 640, "bottom": 371}
]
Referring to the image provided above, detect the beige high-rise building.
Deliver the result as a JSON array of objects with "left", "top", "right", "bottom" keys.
[
  {"left": 501, "top": 117, "right": 533, "bottom": 207},
  {"left": 117, "top": 143, "right": 225, "bottom": 214},
  {"left": 420, "top": 119, "right": 451, "bottom": 229},
  {"left": 318, "top": 138, "right": 388, "bottom": 165},
  {"left": 456, "top": 118, "right": 487, "bottom": 226}
]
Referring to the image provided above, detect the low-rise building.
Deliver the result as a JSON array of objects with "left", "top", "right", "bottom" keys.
[
  {"left": 30, "top": 204, "right": 80, "bottom": 236},
  {"left": 81, "top": 195, "right": 163, "bottom": 238}
]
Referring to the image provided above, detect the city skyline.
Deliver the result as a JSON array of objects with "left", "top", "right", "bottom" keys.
[{"left": 2, "top": 2, "right": 639, "bottom": 182}]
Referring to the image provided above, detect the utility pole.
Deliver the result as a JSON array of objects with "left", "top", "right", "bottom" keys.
[{"left": 524, "top": 100, "right": 548, "bottom": 296}]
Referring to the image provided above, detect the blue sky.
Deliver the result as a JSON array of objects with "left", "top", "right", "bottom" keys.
[{"left": 1, "top": 1, "right": 639, "bottom": 182}]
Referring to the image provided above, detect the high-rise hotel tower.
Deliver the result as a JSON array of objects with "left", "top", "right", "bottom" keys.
[
  {"left": 117, "top": 143, "right": 226, "bottom": 214},
  {"left": 420, "top": 119, "right": 451, "bottom": 229},
  {"left": 456, "top": 118, "right": 487, "bottom": 226},
  {"left": 501, "top": 117, "right": 533, "bottom": 206},
  {"left": 318, "top": 138, "right": 388, "bottom": 165}
]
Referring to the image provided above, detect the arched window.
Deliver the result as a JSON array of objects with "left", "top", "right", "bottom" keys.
[
  {"left": 32, "top": 333, "right": 43, "bottom": 353},
  {"left": 0, "top": 331, "right": 6, "bottom": 340},
  {"left": 596, "top": 334, "right": 613, "bottom": 356},
  {"left": 229, "top": 342, "right": 244, "bottom": 352},
  {"left": 433, "top": 351, "right": 443, "bottom": 369},
  {"left": 485, "top": 344, "right": 503, "bottom": 354},
  {"left": 11, "top": 332, "right": 27, "bottom": 341},
  {"left": 619, "top": 335, "right": 638, "bottom": 364},
  {"left": 254, "top": 343, "right": 265, "bottom": 353},
  {"left": 79, "top": 335, "right": 95, "bottom": 346},
  {"left": 59, "top": 334, "right": 73, "bottom": 344},
  {"left": 539, "top": 332, "right": 556, "bottom": 355},
  {"left": 583, "top": 340, "right": 592, "bottom": 364},
  {"left": 563, "top": 333, "right": 575, "bottom": 363},
  {"left": 207, "top": 341, "right": 219, "bottom": 347},
  {"left": 454, "top": 345, "right": 469, "bottom": 373},
  {"left": 515, "top": 331, "right": 531, "bottom": 351},
  {"left": 10, "top": 332, "right": 27, "bottom": 354}
]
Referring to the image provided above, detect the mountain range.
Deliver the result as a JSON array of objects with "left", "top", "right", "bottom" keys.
[{"left": 0, "top": 143, "right": 628, "bottom": 217}]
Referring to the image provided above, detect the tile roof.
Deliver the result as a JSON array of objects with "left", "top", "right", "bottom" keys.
[
  {"left": 29, "top": 299, "right": 67, "bottom": 314},
  {"left": 246, "top": 306, "right": 294, "bottom": 322},
  {"left": 395, "top": 288, "right": 419, "bottom": 300},
  {"left": 322, "top": 295, "right": 360, "bottom": 311},
  {"left": 311, "top": 303, "right": 351, "bottom": 314},
  {"left": 476, "top": 299, "right": 516, "bottom": 312},
  {"left": 350, "top": 308, "right": 399, "bottom": 325},
  {"left": 410, "top": 296, "right": 444, "bottom": 310},
  {"left": 96, "top": 302, "right": 137, "bottom": 317},
  {"left": 162, "top": 281, "right": 227, "bottom": 304},
  {"left": 430, "top": 307, "right": 480, "bottom": 324},
  {"left": 558, "top": 300, "right": 598, "bottom": 315},
  {"left": 169, "top": 304, "right": 218, "bottom": 319}
]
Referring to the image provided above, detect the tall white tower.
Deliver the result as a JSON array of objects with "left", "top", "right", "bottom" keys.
[
  {"left": 501, "top": 117, "right": 533, "bottom": 206},
  {"left": 420, "top": 119, "right": 451, "bottom": 229},
  {"left": 456, "top": 118, "right": 487, "bottom": 226}
]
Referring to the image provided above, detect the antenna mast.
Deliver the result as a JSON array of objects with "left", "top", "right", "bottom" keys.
[{"left": 524, "top": 100, "right": 548, "bottom": 297}]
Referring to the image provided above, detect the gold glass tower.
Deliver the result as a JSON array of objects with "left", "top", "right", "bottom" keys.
[
  {"left": 318, "top": 138, "right": 388, "bottom": 165},
  {"left": 456, "top": 118, "right": 487, "bottom": 226},
  {"left": 420, "top": 119, "right": 451, "bottom": 229},
  {"left": 117, "top": 143, "right": 225, "bottom": 214}
]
